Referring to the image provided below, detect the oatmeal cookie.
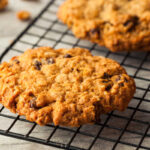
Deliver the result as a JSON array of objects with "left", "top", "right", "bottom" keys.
[
  {"left": 0, "top": 0, "right": 8, "bottom": 10},
  {"left": 58, "top": 0, "right": 150, "bottom": 52},
  {"left": 0, "top": 47, "right": 135, "bottom": 126}
]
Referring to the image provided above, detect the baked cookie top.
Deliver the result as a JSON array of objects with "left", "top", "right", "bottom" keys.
[
  {"left": 58, "top": 0, "right": 150, "bottom": 52},
  {"left": 0, "top": 47, "right": 135, "bottom": 126}
]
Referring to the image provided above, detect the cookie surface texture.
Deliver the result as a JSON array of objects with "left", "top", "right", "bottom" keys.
[
  {"left": 0, "top": 47, "right": 135, "bottom": 126},
  {"left": 58, "top": 0, "right": 150, "bottom": 52}
]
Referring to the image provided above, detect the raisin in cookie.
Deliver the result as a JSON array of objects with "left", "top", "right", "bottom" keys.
[
  {"left": 58, "top": 0, "right": 150, "bottom": 52},
  {"left": 0, "top": 47, "right": 135, "bottom": 126},
  {"left": 0, "top": 0, "right": 8, "bottom": 10}
]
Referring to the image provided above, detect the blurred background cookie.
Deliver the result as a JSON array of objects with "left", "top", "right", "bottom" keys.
[
  {"left": 58, "top": 0, "right": 150, "bottom": 52},
  {"left": 0, "top": 0, "right": 8, "bottom": 10}
]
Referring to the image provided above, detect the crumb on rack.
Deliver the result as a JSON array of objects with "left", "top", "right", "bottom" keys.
[{"left": 17, "top": 10, "right": 31, "bottom": 21}]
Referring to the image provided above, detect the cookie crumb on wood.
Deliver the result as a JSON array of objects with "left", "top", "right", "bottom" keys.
[{"left": 17, "top": 10, "right": 31, "bottom": 21}]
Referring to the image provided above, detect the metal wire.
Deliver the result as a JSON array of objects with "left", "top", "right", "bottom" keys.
[{"left": 0, "top": 0, "right": 150, "bottom": 150}]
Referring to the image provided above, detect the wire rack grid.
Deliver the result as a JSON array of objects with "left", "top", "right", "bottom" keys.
[{"left": 0, "top": 0, "right": 150, "bottom": 150}]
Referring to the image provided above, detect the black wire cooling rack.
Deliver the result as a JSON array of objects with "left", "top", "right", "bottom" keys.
[{"left": 0, "top": 0, "right": 150, "bottom": 149}]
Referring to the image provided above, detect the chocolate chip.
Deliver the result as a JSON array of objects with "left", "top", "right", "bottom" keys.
[
  {"left": 105, "top": 84, "right": 112, "bottom": 91},
  {"left": 47, "top": 58, "right": 55, "bottom": 64},
  {"left": 64, "top": 54, "right": 72, "bottom": 58},
  {"left": 34, "top": 60, "right": 42, "bottom": 70},
  {"left": 30, "top": 97, "right": 37, "bottom": 108},
  {"left": 102, "top": 73, "right": 111, "bottom": 79}
]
